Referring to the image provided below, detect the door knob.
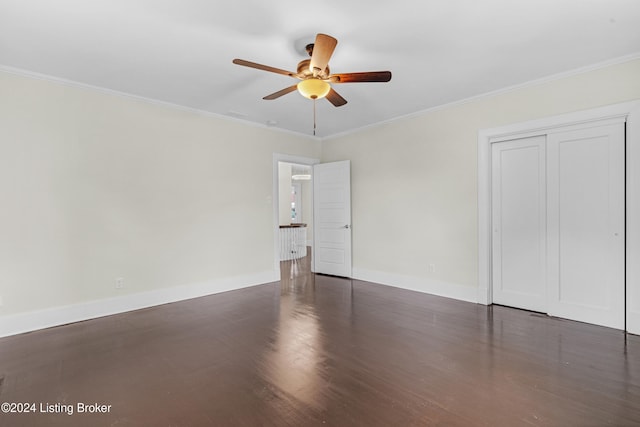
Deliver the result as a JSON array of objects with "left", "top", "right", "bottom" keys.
[{"left": 343, "top": 225, "right": 350, "bottom": 229}]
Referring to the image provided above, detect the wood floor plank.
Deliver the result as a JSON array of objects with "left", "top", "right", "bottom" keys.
[{"left": 0, "top": 255, "right": 639, "bottom": 426}]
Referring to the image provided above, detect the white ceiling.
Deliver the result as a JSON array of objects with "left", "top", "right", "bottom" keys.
[{"left": 1, "top": 0, "right": 639, "bottom": 138}]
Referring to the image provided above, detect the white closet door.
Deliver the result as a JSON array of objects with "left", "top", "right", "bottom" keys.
[
  {"left": 491, "top": 136, "right": 547, "bottom": 312},
  {"left": 547, "top": 123, "right": 625, "bottom": 329}
]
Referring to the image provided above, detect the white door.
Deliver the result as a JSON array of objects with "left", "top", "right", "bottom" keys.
[
  {"left": 313, "top": 161, "right": 352, "bottom": 277},
  {"left": 491, "top": 136, "right": 547, "bottom": 312},
  {"left": 547, "top": 123, "right": 625, "bottom": 329}
]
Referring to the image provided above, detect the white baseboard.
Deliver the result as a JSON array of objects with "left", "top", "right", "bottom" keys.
[
  {"left": 352, "top": 268, "right": 478, "bottom": 303},
  {"left": 0, "top": 270, "right": 278, "bottom": 338}
]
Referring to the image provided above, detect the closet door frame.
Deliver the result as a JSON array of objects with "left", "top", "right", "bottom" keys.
[{"left": 477, "top": 100, "right": 640, "bottom": 333}]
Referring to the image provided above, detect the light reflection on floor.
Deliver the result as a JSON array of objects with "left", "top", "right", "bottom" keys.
[{"left": 260, "top": 252, "right": 326, "bottom": 410}]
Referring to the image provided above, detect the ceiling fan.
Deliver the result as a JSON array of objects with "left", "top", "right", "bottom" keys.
[{"left": 232, "top": 33, "right": 392, "bottom": 107}]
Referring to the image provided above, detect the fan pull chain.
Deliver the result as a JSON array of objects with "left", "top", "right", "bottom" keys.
[{"left": 313, "top": 98, "right": 317, "bottom": 136}]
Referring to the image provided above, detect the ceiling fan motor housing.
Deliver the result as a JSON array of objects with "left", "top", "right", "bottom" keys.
[{"left": 296, "top": 59, "right": 330, "bottom": 80}]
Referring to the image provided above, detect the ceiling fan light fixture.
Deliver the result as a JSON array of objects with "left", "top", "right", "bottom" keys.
[{"left": 297, "top": 78, "right": 330, "bottom": 100}]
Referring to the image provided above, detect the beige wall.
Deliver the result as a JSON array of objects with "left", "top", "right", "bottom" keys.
[
  {"left": 0, "top": 71, "right": 320, "bottom": 317},
  {"left": 2, "top": 58, "right": 639, "bottom": 326},
  {"left": 321, "top": 59, "right": 640, "bottom": 293}
]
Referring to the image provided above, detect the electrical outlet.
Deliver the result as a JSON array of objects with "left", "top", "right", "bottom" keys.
[
  {"left": 428, "top": 264, "right": 436, "bottom": 273},
  {"left": 115, "top": 277, "right": 125, "bottom": 290}
]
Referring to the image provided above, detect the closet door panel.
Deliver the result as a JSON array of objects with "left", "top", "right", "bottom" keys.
[
  {"left": 547, "top": 123, "right": 625, "bottom": 329},
  {"left": 491, "top": 136, "right": 547, "bottom": 312}
]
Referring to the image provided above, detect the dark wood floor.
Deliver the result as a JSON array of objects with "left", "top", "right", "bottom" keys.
[{"left": 1, "top": 255, "right": 639, "bottom": 426}]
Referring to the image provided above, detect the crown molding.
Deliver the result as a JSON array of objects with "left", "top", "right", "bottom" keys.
[
  {"left": 0, "top": 64, "right": 320, "bottom": 142},
  {"left": 2, "top": 52, "right": 639, "bottom": 143},
  {"left": 322, "top": 52, "right": 640, "bottom": 142}
]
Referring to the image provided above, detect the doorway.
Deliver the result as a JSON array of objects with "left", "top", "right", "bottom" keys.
[
  {"left": 272, "top": 155, "right": 353, "bottom": 281},
  {"left": 272, "top": 154, "right": 319, "bottom": 281}
]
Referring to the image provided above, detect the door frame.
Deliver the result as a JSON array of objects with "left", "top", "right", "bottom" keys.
[
  {"left": 477, "top": 100, "right": 640, "bottom": 333},
  {"left": 272, "top": 153, "right": 320, "bottom": 281}
]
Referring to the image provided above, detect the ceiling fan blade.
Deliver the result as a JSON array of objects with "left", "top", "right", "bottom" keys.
[
  {"left": 263, "top": 85, "right": 298, "bottom": 100},
  {"left": 326, "top": 88, "right": 347, "bottom": 107},
  {"left": 232, "top": 59, "right": 297, "bottom": 78},
  {"left": 309, "top": 34, "right": 337, "bottom": 75},
  {"left": 329, "top": 71, "right": 392, "bottom": 83}
]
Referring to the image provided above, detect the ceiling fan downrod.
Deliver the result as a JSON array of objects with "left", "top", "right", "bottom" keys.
[{"left": 313, "top": 98, "right": 317, "bottom": 136}]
